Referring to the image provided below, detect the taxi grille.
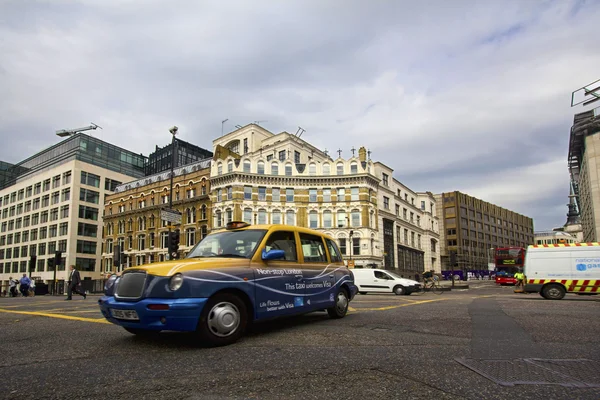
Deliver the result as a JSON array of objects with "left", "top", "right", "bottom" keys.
[{"left": 115, "top": 272, "right": 147, "bottom": 299}]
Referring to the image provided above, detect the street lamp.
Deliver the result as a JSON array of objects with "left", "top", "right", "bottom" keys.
[
  {"left": 167, "top": 126, "right": 178, "bottom": 260},
  {"left": 488, "top": 247, "right": 495, "bottom": 278}
]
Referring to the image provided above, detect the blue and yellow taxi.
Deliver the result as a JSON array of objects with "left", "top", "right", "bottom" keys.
[{"left": 99, "top": 222, "right": 358, "bottom": 346}]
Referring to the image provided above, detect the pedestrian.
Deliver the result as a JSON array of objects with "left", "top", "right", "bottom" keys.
[
  {"left": 29, "top": 278, "right": 36, "bottom": 297},
  {"left": 9, "top": 277, "right": 18, "bottom": 297},
  {"left": 514, "top": 269, "right": 525, "bottom": 290},
  {"left": 19, "top": 274, "right": 31, "bottom": 297},
  {"left": 66, "top": 265, "right": 86, "bottom": 300}
]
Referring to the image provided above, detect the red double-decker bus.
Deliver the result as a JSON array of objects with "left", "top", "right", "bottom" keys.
[{"left": 494, "top": 247, "right": 526, "bottom": 285}]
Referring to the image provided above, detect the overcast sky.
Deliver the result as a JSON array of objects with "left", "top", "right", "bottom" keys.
[{"left": 1, "top": 0, "right": 599, "bottom": 231}]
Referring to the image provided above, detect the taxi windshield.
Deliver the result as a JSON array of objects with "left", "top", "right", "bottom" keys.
[{"left": 186, "top": 229, "right": 267, "bottom": 259}]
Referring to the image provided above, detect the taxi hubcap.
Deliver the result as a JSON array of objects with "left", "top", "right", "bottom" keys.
[
  {"left": 207, "top": 302, "right": 240, "bottom": 337},
  {"left": 336, "top": 292, "right": 348, "bottom": 313}
]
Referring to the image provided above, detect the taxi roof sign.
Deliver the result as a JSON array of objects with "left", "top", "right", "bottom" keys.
[{"left": 226, "top": 221, "right": 250, "bottom": 230}]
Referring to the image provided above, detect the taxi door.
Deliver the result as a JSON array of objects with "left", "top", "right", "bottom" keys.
[
  {"left": 298, "top": 232, "right": 336, "bottom": 310},
  {"left": 254, "top": 229, "right": 305, "bottom": 319}
]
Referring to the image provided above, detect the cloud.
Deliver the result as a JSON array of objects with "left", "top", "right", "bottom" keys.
[{"left": 1, "top": 0, "right": 599, "bottom": 232}]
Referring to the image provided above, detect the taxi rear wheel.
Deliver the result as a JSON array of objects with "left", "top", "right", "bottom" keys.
[
  {"left": 327, "top": 288, "right": 349, "bottom": 319},
  {"left": 196, "top": 293, "right": 248, "bottom": 347}
]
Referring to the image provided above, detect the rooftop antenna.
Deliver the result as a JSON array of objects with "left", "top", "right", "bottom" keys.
[
  {"left": 55, "top": 122, "right": 102, "bottom": 137},
  {"left": 235, "top": 125, "right": 243, "bottom": 129},
  {"left": 295, "top": 127, "right": 305, "bottom": 138},
  {"left": 253, "top": 120, "right": 268, "bottom": 126},
  {"left": 221, "top": 118, "right": 228, "bottom": 136}
]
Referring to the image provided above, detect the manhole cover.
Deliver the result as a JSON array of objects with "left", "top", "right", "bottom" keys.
[{"left": 456, "top": 358, "right": 600, "bottom": 387}]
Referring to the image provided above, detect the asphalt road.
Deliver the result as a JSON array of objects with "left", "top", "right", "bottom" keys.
[{"left": 0, "top": 282, "right": 599, "bottom": 400}]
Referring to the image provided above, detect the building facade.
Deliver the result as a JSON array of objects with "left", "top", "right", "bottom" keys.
[
  {"left": 0, "top": 134, "right": 146, "bottom": 290},
  {"left": 209, "top": 123, "right": 439, "bottom": 275},
  {"left": 145, "top": 138, "right": 213, "bottom": 176},
  {"left": 101, "top": 159, "right": 212, "bottom": 271},
  {"left": 434, "top": 191, "right": 534, "bottom": 272},
  {"left": 534, "top": 230, "right": 579, "bottom": 245},
  {"left": 568, "top": 110, "right": 600, "bottom": 242},
  {"left": 374, "top": 162, "right": 440, "bottom": 276}
]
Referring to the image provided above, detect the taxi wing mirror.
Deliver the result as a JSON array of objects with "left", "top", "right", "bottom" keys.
[{"left": 262, "top": 249, "right": 285, "bottom": 261}]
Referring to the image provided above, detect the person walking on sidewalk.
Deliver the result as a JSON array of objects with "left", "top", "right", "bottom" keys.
[
  {"left": 19, "top": 274, "right": 31, "bottom": 297},
  {"left": 66, "top": 265, "right": 86, "bottom": 300},
  {"left": 514, "top": 269, "right": 525, "bottom": 290},
  {"left": 9, "top": 277, "right": 18, "bottom": 297}
]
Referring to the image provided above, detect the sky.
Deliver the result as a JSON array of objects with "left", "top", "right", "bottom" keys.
[{"left": 1, "top": 0, "right": 599, "bottom": 231}]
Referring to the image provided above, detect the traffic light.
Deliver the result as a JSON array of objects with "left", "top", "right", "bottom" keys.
[
  {"left": 47, "top": 258, "right": 55, "bottom": 271},
  {"left": 450, "top": 252, "right": 458, "bottom": 267},
  {"left": 168, "top": 230, "right": 180, "bottom": 259},
  {"left": 54, "top": 251, "right": 62, "bottom": 267}
]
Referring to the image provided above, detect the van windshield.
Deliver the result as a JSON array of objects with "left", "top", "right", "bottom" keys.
[{"left": 385, "top": 271, "right": 404, "bottom": 279}]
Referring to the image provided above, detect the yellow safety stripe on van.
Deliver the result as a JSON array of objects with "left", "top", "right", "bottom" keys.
[
  {"left": 529, "top": 242, "right": 600, "bottom": 248},
  {"left": 526, "top": 279, "right": 600, "bottom": 293}
]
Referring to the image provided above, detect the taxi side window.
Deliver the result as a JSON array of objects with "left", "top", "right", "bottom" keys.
[
  {"left": 265, "top": 231, "right": 297, "bottom": 261},
  {"left": 374, "top": 271, "right": 389, "bottom": 280},
  {"left": 299, "top": 233, "right": 327, "bottom": 263},
  {"left": 325, "top": 238, "right": 343, "bottom": 263}
]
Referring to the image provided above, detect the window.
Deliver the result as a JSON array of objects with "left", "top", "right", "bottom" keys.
[
  {"left": 272, "top": 210, "right": 281, "bottom": 225},
  {"left": 214, "top": 210, "right": 222, "bottom": 227},
  {"left": 59, "top": 222, "right": 68, "bottom": 236},
  {"left": 43, "top": 179, "right": 51, "bottom": 191},
  {"left": 243, "top": 160, "right": 251, "bottom": 173},
  {"left": 77, "top": 240, "right": 97, "bottom": 254},
  {"left": 257, "top": 161, "right": 265, "bottom": 175},
  {"left": 323, "top": 163, "right": 330, "bottom": 175},
  {"left": 323, "top": 188, "right": 331, "bottom": 202},
  {"left": 383, "top": 196, "right": 390, "bottom": 210},
  {"left": 34, "top": 183, "right": 41, "bottom": 195},
  {"left": 41, "top": 195, "right": 49, "bottom": 207},
  {"left": 286, "top": 188, "right": 294, "bottom": 202},
  {"left": 337, "top": 210, "right": 346, "bottom": 228},
  {"left": 285, "top": 210, "right": 295, "bottom": 225},
  {"left": 350, "top": 163, "right": 358, "bottom": 174},
  {"left": 137, "top": 234, "right": 146, "bottom": 250},
  {"left": 40, "top": 211, "right": 49, "bottom": 223},
  {"left": 81, "top": 172, "right": 100, "bottom": 187},
  {"left": 351, "top": 210, "right": 360, "bottom": 227},
  {"left": 217, "top": 189, "right": 222, "bottom": 202},
  {"left": 186, "top": 229, "right": 196, "bottom": 246},
  {"left": 309, "top": 189, "right": 317, "bottom": 203},
  {"left": 309, "top": 163, "right": 316, "bottom": 175},
  {"left": 323, "top": 210, "right": 332, "bottom": 228},
  {"left": 79, "top": 205, "right": 99, "bottom": 220},
  {"left": 300, "top": 233, "right": 326, "bottom": 262},
  {"left": 352, "top": 237, "right": 360, "bottom": 256},
  {"left": 104, "top": 178, "right": 121, "bottom": 191},
  {"left": 63, "top": 171, "right": 72, "bottom": 185},
  {"left": 217, "top": 163, "right": 223, "bottom": 175},
  {"left": 271, "top": 162, "right": 279, "bottom": 175},
  {"left": 76, "top": 258, "right": 96, "bottom": 272},
  {"left": 258, "top": 209, "right": 267, "bottom": 224},
  {"left": 279, "top": 150, "right": 286, "bottom": 162},
  {"left": 243, "top": 208, "right": 252, "bottom": 224},
  {"left": 50, "top": 208, "right": 59, "bottom": 221},
  {"left": 80, "top": 188, "right": 100, "bottom": 204},
  {"left": 272, "top": 188, "right": 280, "bottom": 202},
  {"left": 244, "top": 186, "right": 252, "bottom": 200},
  {"left": 337, "top": 163, "right": 344, "bottom": 175},
  {"left": 227, "top": 161, "right": 233, "bottom": 173},
  {"left": 258, "top": 187, "right": 266, "bottom": 201},
  {"left": 52, "top": 175, "right": 61, "bottom": 188},
  {"left": 61, "top": 188, "right": 70, "bottom": 202},
  {"left": 285, "top": 164, "right": 292, "bottom": 176},
  {"left": 186, "top": 188, "right": 195, "bottom": 199},
  {"left": 326, "top": 239, "right": 343, "bottom": 262},
  {"left": 265, "top": 230, "right": 297, "bottom": 261},
  {"left": 226, "top": 186, "right": 232, "bottom": 200},
  {"left": 382, "top": 173, "right": 389, "bottom": 186},
  {"left": 337, "top": 188, "right": 345, "bottom": 202},
  {"left": 294, "top": 151, "right": 300, "bottom": 164},
  {"left": 309, "top": 211, "right": 318, "bottom": 228},
  {"left": 351, "top": 187, "right": 359, "bottom": 201},
  {"left": 25, "top": 186, "right": 32, "bottom": 198},
  {"left": 243, "top": 138, "right": 248, "bottom": 154},
  {"left": 201, "top": 205, "right": 207, "bottom": 220},
  {"left": 339, "top": 238, "right": 346, "bottom": 255},
  {"left": 77, "top": 223, "right": 97, "bottom": 237}
]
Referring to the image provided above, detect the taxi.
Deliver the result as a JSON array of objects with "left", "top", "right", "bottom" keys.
[{"left": 99, "top": 221, "right": 358, "bottom": 346}]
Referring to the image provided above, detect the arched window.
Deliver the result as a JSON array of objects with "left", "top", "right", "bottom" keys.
[
  {"left": 272, "top": 210, "right": 281, "bottom": 224},
  {"left": 257, "top": 161, "right": 265, "bottom": 175},
  {"left": 323, "top": 210, "right": 332, "bottom": 228},
  {"left": 243, "top": 160, "right": 251, "bottom": 173},
  {"left": 186, "top": 228, "right": 196, "bottom": 247},
  {"left": 258, "top": 209, "right": 267, "bottom": 224},
  {"left": 350, "top": 162, "right": 358, "bottom": 174},
  {"left": 323, "top": 163, "right": 330, "bottom": 175},
  {"left": 337, "top": 163, "right": 344, "bottom": 175},
  {"left": 285, "top": 210, "right": 295, "bottom": 225},
  {"left": 309, "top": 163, "right": 316, "bottom": 176},
  {"left": 217, "top": 163, "right": 223, "bottom": 175},
  {"left": 337, "top": 210, "right": 347, "bottom": 228},
  {"left": 127, "top": 218, "right": 133, "bottom": 231},
  {"left": 351, "top": 209, "right": 360, "bottom": 227},
  {"left": 225, "top": 208, "right": 233, "bottom": 224},
  {"left": 243, "top": 208, "right": 252, "bottom": 224},
  {"left": 309, "top": 210, "right": 318, "bottom": 228},
  {"left": 191, "top": 207, "right": 196, "bottom": 223},
  {"left": 214, "top": 210, "right": 222, "bottom": 228},
  {"left": 271, "top": 162, "right": 279, "bottom": 175},
  {"left": 149, "top": 215, "right": 155, "bottom": 228},
  {"left": 227, "top": 160, "right": 233, "bottom": 173},
  {"left": 285, "top": 164, "right": 293, "bottom": 176},
  {"left": 201, "top": 204, "right": 207, "bottom": 220}
]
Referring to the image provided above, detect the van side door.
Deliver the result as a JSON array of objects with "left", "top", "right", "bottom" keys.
[
  {"left": 373, "top": 270, "right": 394, "bottom": 292},
  {"left": 254, "top": 230, "right": 304, "bottom": 319}
]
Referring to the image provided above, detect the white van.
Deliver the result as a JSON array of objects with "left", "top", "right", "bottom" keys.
[
  {"left": 524, "top": 243, "right": 600, "bottom": 300},
  {"left": 352, "top": 268, "right": 420, "bottom": 295}
]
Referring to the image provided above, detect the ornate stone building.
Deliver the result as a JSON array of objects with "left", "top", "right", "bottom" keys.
[
  {"left": 209, "top": 123, "right": 440, "bottom": 273},
  {"left": 101, "top": 159, "right": 211, "bottom": 271}
]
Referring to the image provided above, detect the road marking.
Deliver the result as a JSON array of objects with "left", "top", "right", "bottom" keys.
[
  {"left": 354, "top": 298, "right": 415, "bottom": 303},
  {"left": 355, "top": 298, "right": 451, "bottom": 311},
  {"left": 0, "top": 308, "right": 110, "bottom": 324},
  {"left": 0, "top": 300, "right": 79, "bottom": 308}
]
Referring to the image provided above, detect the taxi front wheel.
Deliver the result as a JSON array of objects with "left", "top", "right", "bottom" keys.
[
  {"left": 327, "top": 288, "right": 349, "bottom": 319},
  {"left": 196, "top": 293, "right": 248, "bottom": 347}
]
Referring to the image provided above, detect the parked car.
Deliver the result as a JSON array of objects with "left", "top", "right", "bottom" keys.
[
  {"left": 352, "top": 268, "right": 420, "bottom": 295},
  {"left": 99, "top": 221, "right": 358, "bottom": 346}
]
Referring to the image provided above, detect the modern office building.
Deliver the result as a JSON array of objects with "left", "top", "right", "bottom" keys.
[
  {"left": 209, "top": 123, "right": 440, "bottom": 273},
  {"left": 0, "top": 133, "right": 146, "bottom": 291},
  {"left": 434, "top": 191, "right": 534, "bottom": 272},
  {"left": 101, "top": 158, "right": 212, "bottom": 270},
  {"left": 567, "top": 109, "right": 600, "bottom": 242},
  {"left": 145, "top": 138, "right": 213, "bottom": 176}
]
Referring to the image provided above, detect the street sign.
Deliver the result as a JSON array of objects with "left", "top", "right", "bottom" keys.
[
  {"left": 347, "top": 260, "right": 355, "bottom": 268},
  {"left": 161, "top": 208, "right": 182, "bottom": 225}
]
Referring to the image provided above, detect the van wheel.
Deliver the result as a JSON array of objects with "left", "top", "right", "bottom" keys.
[
  {"left": 196, "top": 293, "right": 247, "bottom": 347},
  {"left": 393, "top": 285, "right": 406, "bottom": 296},
  {"left": 327, "top": 288, "right": 349, "bottom": 319},
  {"left": 542, "top": 284, "right": 566, "bottom": 300}
]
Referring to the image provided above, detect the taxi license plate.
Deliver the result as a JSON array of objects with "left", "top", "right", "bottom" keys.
[{"left": 110, "top": 309, "right": 139, "bottom": 321}]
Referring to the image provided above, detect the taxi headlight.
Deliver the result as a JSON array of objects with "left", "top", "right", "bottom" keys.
[
  {"left": 169, "top": 273, "right": 184, "bottom": 291},
  {"left": 104, "top": 275, "right": 118, "bottom": 291}
]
